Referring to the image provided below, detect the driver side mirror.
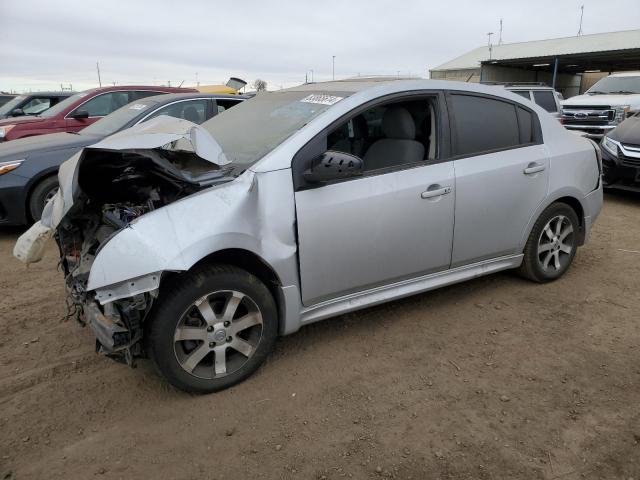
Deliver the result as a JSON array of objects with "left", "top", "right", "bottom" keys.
[
  {"left": 303, "top": 150, "right": 364, "bottom": 184},
  {"left": 10, "top": 108, "right": 24, "bottom": 117},
  {"left": 69, "top": 109, "right": 89, "bottom": 119}
]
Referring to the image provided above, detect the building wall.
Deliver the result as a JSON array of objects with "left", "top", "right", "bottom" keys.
[
  {"left": 430, "top": 66, "right": 602, "bottom": 98},
  {"left": 429, "top": 69, "right": 481, "bottom": 83}
]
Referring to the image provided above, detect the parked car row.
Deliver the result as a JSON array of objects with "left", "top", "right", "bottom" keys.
[
  {"left": 12, "top": 78, "right": 602, "bottom": 394},
  {"left": 0, "top": 85, "right": 198, "bottom": 142},
  {"left": 554, "top": 71, "right": 640, "bottom": 192},
  {"left": 0, "top": 92, "right": 74, "bottom": 120},
  {"left": 0, "top": 91, "right": 244, "bottom": 225}
]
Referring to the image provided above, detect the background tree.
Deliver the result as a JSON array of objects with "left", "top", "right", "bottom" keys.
[{"left": 253, "top": 79, "right": 267, "bottom": 91}]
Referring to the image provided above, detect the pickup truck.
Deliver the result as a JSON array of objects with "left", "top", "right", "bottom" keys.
[
  {"left": 0, "top": 85, "right": 197, "bottom": 142},
  {"left": 561, "top": 72, "right": 640, "bottom": 139}
]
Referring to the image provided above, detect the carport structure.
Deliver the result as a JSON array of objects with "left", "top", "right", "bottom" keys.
[{"left": 430, "top": 29, "right": 640, "bottom": 97}]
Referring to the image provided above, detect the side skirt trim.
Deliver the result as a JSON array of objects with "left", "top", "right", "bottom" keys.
[{"left": 298, "top": 254, "right": 523, "bottom": 326}]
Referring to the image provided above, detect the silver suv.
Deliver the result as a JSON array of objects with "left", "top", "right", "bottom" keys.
[{"left": 15, "top": 79, "right": 603, "bottom": 393}]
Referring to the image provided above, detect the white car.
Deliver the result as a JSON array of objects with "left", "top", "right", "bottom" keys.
[{"left": 561, "top": 71, "right": 640, "bottom": 138}]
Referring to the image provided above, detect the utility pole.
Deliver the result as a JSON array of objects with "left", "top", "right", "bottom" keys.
[
  {"left": 96, "top": 61, "right": 102, "bottom": 87},
  {"left": 196, "top": 72, "right": 199, "bottom": 87},
  {"left": 487, "top": 32, "right": 494, "bottom": 60},
  {"left": 310, "top": 69, "right": 314, "bottom": 82},
  {"left": 332, "top": 55, "right": 336, "bottom": 80},
  {"left": 498, "top": 18, "right": 503, "bottom": 44},
  {"left": 577, "top": 5, "right": 584, "bottom": 36}
]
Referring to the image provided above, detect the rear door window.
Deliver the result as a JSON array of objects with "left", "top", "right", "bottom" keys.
[
  {"left": 449, "top": 94, "right": 521, "bottom": 156},
  {"left": 532, "top": 90, "right": 557, "bottom": 113}
]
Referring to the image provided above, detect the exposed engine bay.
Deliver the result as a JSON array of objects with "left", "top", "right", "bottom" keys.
[{"left": 55, "top": 147, "right": 234, "bottom": 364}]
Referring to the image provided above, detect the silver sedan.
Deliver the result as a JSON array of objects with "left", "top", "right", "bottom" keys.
[{"left": 15, "top": 78, "right": 603, "bottom": 393}]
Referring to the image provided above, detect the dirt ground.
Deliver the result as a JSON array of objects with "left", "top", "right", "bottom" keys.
[{"left": 1, "top": 192, "right": 639, "bottom": 480}]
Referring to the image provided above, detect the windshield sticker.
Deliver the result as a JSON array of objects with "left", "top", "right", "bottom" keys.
[
  {"left": 129, "top": 104, "right": 147, "bottom": 110},
  {"left": 300, "top": 94, "right": 344, "bottom": 106}
]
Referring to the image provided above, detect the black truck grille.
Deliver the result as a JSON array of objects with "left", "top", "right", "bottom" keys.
[{"left": 561, "top": 106, "right": 614, "bottom": 126}]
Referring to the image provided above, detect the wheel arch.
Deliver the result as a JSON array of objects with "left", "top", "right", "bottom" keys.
[
  {"left": 162, "top": 248, "right": 286, "bottom": 332},
  {"left": 24, "top": 167, "right": 59, "bottom": 222},
  {"left": 521, "top": 191, "right": 588, "bottom": 251}
]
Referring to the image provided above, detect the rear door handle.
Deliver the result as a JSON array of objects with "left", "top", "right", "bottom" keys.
[
  {"left": 421, "top": 186, "right": 452, "bottom": 199},
  {"left": 523, "top": 163, "right": 546, "bottom": 175}
]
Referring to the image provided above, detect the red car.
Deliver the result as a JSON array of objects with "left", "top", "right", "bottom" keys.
[{"left": 0, "top": 85, "right": 197, "bottom": 142}]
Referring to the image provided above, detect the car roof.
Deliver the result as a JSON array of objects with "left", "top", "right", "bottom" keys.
[
  {"left": 79, "top": 85, "right": 198, "bottom": 94},
  {"left": 140, "top": 92, "right": 249, "bottom": 104},
  {"left": 505, "top": 85, "right": 555, "bottom": 90},
  {"left": 15, "top": 91, "right": 75, "bottom": 97}
]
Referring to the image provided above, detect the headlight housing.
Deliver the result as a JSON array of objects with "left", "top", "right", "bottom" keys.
[
  {"left": 614, "top": 105, "right": 630, "bottom": 123},
  {"left": 0, "top": 124, "right": 16, "bottom": 139},
  {"left": 0, "top": 159, "right": 25, "bottom": 175},
  {"left": 601, "top": 135, "right": 620, "bottom": 156}
]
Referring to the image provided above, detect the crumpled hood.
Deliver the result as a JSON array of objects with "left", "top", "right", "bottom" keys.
[
  {"left": 43, "top": 115, "right": 230, "bottom": 229},
  {"left": 91, "top": 115, "right": 230, "bottom": 165},
  {"left": 562, "top": 93, "right": 640, "bottom": 109},
  {"left": 14, "top": 115, "right": 233, "bottom": 264}
]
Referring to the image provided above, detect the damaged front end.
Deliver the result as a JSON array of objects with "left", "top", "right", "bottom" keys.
[{"left": 15, "top": 117, "right": 237, "bottom": 365}]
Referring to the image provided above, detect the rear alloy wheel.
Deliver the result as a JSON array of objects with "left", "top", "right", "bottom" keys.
[
  {"left": 28, "top": 176, "right": 59, "bottom": 222},
  {"left": 146, "top": 265, "right": 278, "bottom": 393},
  {"left": 518, "top": 203, "right": 579, "bottom": 282}
]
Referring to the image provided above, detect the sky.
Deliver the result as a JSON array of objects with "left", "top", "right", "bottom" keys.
[{"left": 1, "top": 0, "right": 639, "bottom": 93}]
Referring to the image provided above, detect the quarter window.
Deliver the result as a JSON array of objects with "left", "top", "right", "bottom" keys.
[
  {"left": 450, "top": 94, "right": 521, "bottom": 156},
  {"left": 73, "top": 92, "right": 130, "bottom": 117},
  {"left": 511, "top": 90, "right": 531, "bottom": 100},
  {"left": 532, "top": 90, "right": 557, "bottom": 113}
]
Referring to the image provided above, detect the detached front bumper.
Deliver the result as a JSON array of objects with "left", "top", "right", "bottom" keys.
[{"left": 601, "top": 146, "right": 640, "bottom": 192}]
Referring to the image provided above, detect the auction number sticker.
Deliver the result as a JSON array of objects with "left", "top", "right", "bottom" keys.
[
  {"left": 300, "top": 94, "right": 344, "bottom": 106},
  {"left": 129, "top": 103, "right": 147, "bottom": 110}
]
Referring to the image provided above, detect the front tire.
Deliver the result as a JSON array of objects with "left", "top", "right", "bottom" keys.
[
  {"left": 28, "top": 175, "right": 59, "bottom": 222},
  {"left": 518, "top": 202, "right": 580, "bottom": 283},
  {"left": 145, "top": 264, "right": 278, "bottom": 393}
]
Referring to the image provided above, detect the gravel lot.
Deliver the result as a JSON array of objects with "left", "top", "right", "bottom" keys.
[{"left": 1, "top": 192, "right": 639, "bottom": 480}]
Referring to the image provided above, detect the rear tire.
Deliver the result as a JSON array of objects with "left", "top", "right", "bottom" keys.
[
  {"left": 518, "top": 202, "right": 580, "bottom": 283},
  {"left": 28, "top": 175, "right": 59, "bottom": 221},
  {"left": 145, "top": 264, "right": 278, "bottom": 394}
]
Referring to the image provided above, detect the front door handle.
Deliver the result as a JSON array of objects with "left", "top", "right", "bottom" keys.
[
  {"left": 421, "top": 185, "right": 452, "bottom": 199},
  {"left": 523, "top": 163, "right": 546, "bottom": 175}
]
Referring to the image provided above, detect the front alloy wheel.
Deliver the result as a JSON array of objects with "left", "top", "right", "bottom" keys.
[
  {"left": 146, "top": 265, "right": 278, "bottom": 393},
  {"left": 173, "top": 290, "right": 264, "bottom": 379}
]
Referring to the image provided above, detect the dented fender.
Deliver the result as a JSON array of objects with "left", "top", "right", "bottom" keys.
[{"left": 86, "top": 168, "right": 300, "bottom": 296}]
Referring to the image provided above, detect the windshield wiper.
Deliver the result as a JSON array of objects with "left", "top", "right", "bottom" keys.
[
  {"left": 608, "top": 90, "right": 637, "bottom": 94},
  {"left": 587, "top": 91, "right": 607, "bottom": 95}
]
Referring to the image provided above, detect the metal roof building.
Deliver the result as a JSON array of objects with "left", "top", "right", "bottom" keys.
[{"left": 430, "top": 29, "right": 640, "bottom": 97}]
